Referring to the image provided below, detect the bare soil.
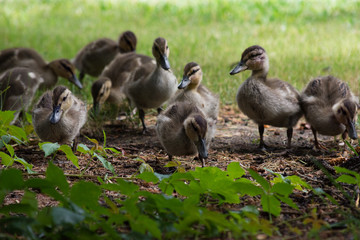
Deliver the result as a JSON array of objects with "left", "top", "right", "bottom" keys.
[{"left": 4, "top": 105, "right": 360, "bottom": 239}]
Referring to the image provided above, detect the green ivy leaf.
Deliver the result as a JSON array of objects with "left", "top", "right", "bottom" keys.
[
  {"left": 234, "top": 181, "right": 262, "bottom": 196},
  {"left": 59, "top": 145, "right": 79, "bottom": 168},
  {"left": 227, "top": 162, "right": 245, "bottom": 179},
  {"left": 0, "top": 152, "right": 14, "bottom": 166},
  {"left": 249, "top": 169, "right": 270, "bottom": 192},
  {"left": 39, "top": 142, "right": 60, "bottom": 157},
  {"left": 46, "top": 162, "right": 69, "bottom": 195}
]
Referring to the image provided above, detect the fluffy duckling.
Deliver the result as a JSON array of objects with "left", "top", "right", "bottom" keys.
[
  {"left": 73, "top": 31, "right": 137, "bottom": 81},
  {"left": 91, "top": 77, "right": 112, "bottom": 114},
  {"left": 124, "top": 37, "right": 177, "bottom": 133},
  {"left": 0, "top": 67, "right": 44, "bottom": 123},
  {"left": 32, "top": 86, "right": 87, "bottom": 149},
  {"left": 173, "top": 62, "right": 219, "bottom": 121},
  {"left": 0, "top": 47, "right": 82, "bottom": 89},
  {"left": 96, "top": 51, "right": 154, "bottom": 108},
  {"left": 229, "top": 45, "right": 302, "bottom": 149},
  {"left": 300, "top": 75, "right": 359, "bottom": 149},
  {"left": 156, "top": 102, "right": 210, "bottom": 167}
]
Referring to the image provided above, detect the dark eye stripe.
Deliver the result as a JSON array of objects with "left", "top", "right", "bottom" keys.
[{"left": 190, "top": 68, "right": 200, "bottom": 76}]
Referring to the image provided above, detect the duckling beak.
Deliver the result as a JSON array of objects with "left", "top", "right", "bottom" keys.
[
  {"left": 50, "top": 105, "right": 62, "bottom": 124},
  {"left": 92, "top": 100, "right": 100, "bottom": 116},
  {"left": 159, "top": 55, "right": 171, "bottom": 70},
  {"left": 230, "top": 61, "right": 247, "bottom": 75},
  {"left": 178, "top": 76, "right": 191, "bottom": 89},
  {"left": 70, "top": 74, "right": 83, "bottom": 89},
  {"left": 347, "top": 120, "right": 358, "bottom": 140},
  {"left": 196, "top": 138, "right": 208, "bottom": 159}
]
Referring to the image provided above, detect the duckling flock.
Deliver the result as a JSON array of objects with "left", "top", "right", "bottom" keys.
[{"left": 0, "top": 31, "right": 358, "bottom": 167}]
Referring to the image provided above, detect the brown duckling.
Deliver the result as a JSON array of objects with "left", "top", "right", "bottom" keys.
[
  {"left": 32, "top": 86, "right": 87, "bottom": 149},
  {"left": 0, "top": 67, "right": 44, "bottom": 123},
  {"left": 300, "top": 75, "right": 359, "bottom": 149},
  {"left": 156, "top": 101, "right": 210, "bottom": 167},
  {"left": 0, "top": 47, "right": 82, "bottom": 89},
  {"left": 229, "top": 45, "right": 302, "bottom": 150},
  {"left": 173, "top": 62, "right": 219, "bottom": 122},
  {"left": 124, "top": 37, "right": 177, "bottom": 133},
  {"left": 91, "top": 77, "right": 112, "bottom": 114},
  {"left": 73, "top": 31, "right": 137, "bottom": 81}
]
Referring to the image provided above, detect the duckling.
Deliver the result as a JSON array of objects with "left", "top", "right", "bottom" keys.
[
  {"left": 156, "top": 101, "right": 211, "bottom": 167},
  {"left": 32, "top": 86, "right": 87, "bottom": 149},
  {"left": 229, "top": 45, "right": 302, "bottom": 149},
  {"left": 0, "top": 47, "right": 82, "bottom": 89},
  {"left": 96, "top": 51, "right": 154, "bottom": 108},
  {"left": 300, "top": 75, "right": 359, "bottom": 149},
  {"left": 0, "top": 67, "right": 44, "bottom": 123},
  {"left": 73, "top": 31, "right": 137, "bottom": 81},
  {"left": 173, "top": 62, "right": 219, "bottom": 122},
  {"left": 124, "top": 37, "right": 177, "bottom": 133},
  {"left": 91, "top": 77, "right": 112, "bottom": 114}
]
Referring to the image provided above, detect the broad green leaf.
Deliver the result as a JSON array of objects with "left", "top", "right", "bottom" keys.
[
  {"left": 20, "top": 191, "right": 38, "bottom": 217},
  {"left": 94, "top": 153, "right": 114, "bottom": 174},
  {"left": 227, "top": 162, "right": 245, "bottom": 179},
  {"left": 46, "top": 162, "right": 69, "bottom": 195},
  {"left": 334, "top": 166, "right": 358, "bottom": 176},
  {"left": 234, "top": 181, "right": 262, "bottom": 196},
  {"left": 25, "top": 178, "right": 66, "bottom": 203},
  {"left": 59, "top": 145, "right": 79, "bottom": 168},
  {"left": 154, "top": 172, "right": 171, "bottom": 181},
  {"left": 271, "top": 182, "right": 294, "bottom": 196},
  {"left": 39, "top": 142, "right": 60, "bottom": 157},
  {"left": 164, "top": 160, "right": 180, "bottom": 168},
  {"left": 14, "top": 157, "right": 35, "bottom": 173},
  {"left": 276, "top": 195, "right": 299, "bottom": 210},
  {"left": 0, "top": 152, "right": 14, "bottom": 166},
  {"left": 0, "top": 168, "right": 24, "bottom": 191},
  {"left": 249, "top": 169, "right": 270, "bottom": 192},
  {"left": 336, "top": 175, "right": 357, "bottom": 185},
  {"left": 0, "top": 111, "right": 16, "bottom": 125},
  {"left": 70, "top": 181, "right": 101, "bottom": 209},
  {"left": 344, "top": 140, "right": 359, "bottom": 156},
  {"left": 4, "top": 143, "right": 14, "bottom": 157},
  {"left": 137, "top": 172, "right": 159, "bottom": 183},
  {"left": 240, "top": 205, "right": 259, "bottom": 215},
  {"left": 51, "top": 207, "right": 85, "bottom": 225},
  {"left": 77, "top": 143, "right": 91, "bottom": 154},
  {"left": 261, "top": 194, "right": 281, "bottom": 216},
  {"left": 139, "top": 162, "right": 154, "bottom": 173},
  {"left": 8, "top": 125, "right": 27, "bottom": 142}
]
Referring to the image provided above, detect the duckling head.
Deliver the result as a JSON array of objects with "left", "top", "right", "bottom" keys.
[
  {"left": 49, "top": 59, "right": 83, "bottom": 89},
  {"left": 118, "top": 30, "right": 137, "bottom": 53},
  {"left": 332, "top": 99, "right": 359, "bottom": 139},
  {"left": 230, "top": 45, "right": 269, "bottom": 76},
  {"left": 178, "top": 62, "right": 202, "bottom": 90},
  {"left": 50, "top": 86, "right": 74, "bottom": 124},
  {"left": 184, "top": 114, "right": 208, "bottom": 159},
  {"left": 91, "top": 77, "right": 112, "bottom": 115},
  {"left": 152, "top": 37, "right": 170, "bottom": 70}
]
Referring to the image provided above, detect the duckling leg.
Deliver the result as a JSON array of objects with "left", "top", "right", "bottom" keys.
[
  {"left": 72, "top": 135, "right": 79, "bottom": 152},
  {"left": 199, "top": 155, "right": 205, "bottom": 168},
  {"left": 286, "top": 128, "right": 293, "bottom": 149},
  {"left": 139, "top": 109, "right": 147, "bottom": 134},
  {"left": 311, "top": 126, "right": 327, "bottom": 150},
  {"left": 258, "top": 124, "right": 267, "bottom": 150}
]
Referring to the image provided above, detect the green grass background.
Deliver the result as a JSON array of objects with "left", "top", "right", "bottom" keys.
[{"left": 1, "top": 0, "right": 359, "bottom": 105}]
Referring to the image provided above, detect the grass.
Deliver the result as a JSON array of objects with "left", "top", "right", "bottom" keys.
[{"left": 1, "top": 0, "right": 359, "bottom": 105}]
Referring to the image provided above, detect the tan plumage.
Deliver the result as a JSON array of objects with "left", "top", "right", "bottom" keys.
[
  {"left": 124, "top": 37, "right": 177, "bottom": 133},
  {"left": 91, "top": 77, "right": 112, "bottom": 114},
  {"left": 0, "top": 67, "right": 44, "bottom": 123},
  {"left": 172, "top": 62, "right": 219, "bottom": 122},
  {"left": 0, "top": 47, "right": 82, "bottom": 89},
  {"left": 32, "top": 86, "right": 87, "bottom": 147},
  {"left": 230, "top": 45, "right": 302, "bottom": 149},
  {"left": 300, "top": 75, "right": 359, "bottom": 149},
  {"left": 73, "top": 31, "right": 137, "bottom": 81},
  {"left": 156, "top": 101, "right": 210, "bottom": 167}
]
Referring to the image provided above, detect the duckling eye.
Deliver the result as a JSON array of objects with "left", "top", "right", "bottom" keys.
[
  {"left": 166, "top": 45, "right": 169, "bottom": 50},
  {"left": 63, "top": 96, "right": 67, "bottom": 101}
]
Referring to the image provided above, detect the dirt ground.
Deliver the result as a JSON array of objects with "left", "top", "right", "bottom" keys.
[{"left": 4, "top": 105, "right": 360, "bottom": 239}]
